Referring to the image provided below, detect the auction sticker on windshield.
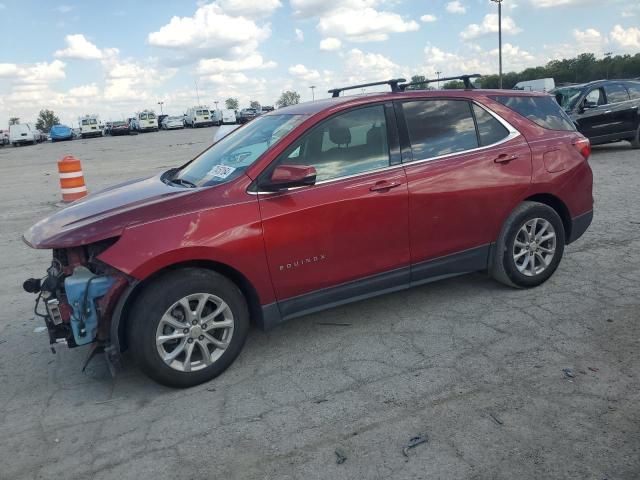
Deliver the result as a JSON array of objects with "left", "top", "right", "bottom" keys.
[{"left": 208, "top": 165, "right": 236, "bottom": 179}]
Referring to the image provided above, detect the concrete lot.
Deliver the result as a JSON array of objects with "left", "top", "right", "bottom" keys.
[{"left": 0, "top": 129, "right": 638, "bottom": 480}]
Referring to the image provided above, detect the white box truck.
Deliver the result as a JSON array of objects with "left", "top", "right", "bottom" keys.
[{"left": 9, "top": 123, "right": 37, "bottom": 146}]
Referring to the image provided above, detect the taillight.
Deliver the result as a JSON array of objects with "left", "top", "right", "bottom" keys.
[{"left": 573, "top": 137, "right": 591, "bottom": 160}]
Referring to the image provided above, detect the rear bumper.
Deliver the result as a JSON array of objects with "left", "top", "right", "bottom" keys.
[{"left": 568, "top": 209, "right": 593, "bottom": 244}]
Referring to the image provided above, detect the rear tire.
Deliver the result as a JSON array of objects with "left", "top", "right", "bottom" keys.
[
  {"left": 491, "top": 201, "right": 565, "bottom": 288},
  {"left": 128, "top": 268, "right": 250, "bottom": 388}
]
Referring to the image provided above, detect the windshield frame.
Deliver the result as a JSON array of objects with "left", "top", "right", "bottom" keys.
[{"left": 173, "top": 113, "right": 308, "bottom": 188}]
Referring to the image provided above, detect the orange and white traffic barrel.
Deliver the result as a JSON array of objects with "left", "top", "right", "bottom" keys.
[{"left": 57, "top": 155, "right": 87, "bottom": 202}]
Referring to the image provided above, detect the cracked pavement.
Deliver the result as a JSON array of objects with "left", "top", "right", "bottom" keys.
[{"left": 0, "top": 130, "right": 638, "bottom": 479}]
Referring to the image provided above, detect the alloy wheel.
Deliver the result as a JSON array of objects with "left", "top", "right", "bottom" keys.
[
  {"left": 155, "top": 293, "right": 234, "bottom": 372},
  {"left": 513, "top": 218, "right": 557, "bottom": 277}
]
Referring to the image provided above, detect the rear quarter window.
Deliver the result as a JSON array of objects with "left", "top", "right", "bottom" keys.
[
  {"left": 627, "top": 82, "right": 640, "bottom": 100},
  {"left": 490, "top": 95, "right": 576, "bottom": 131}
]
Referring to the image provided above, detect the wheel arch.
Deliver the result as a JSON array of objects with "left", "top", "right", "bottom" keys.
[
  {"left": 113, "top": 259, "right": 265, "bottom": 352},
  {"left": 523, "top": 193, "right": 572, "bottom": 240}
]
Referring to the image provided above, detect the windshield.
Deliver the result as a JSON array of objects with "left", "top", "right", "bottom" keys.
[
  {"left": 197, "top": 110, "right": 209, "bottom": 115},
  {"left": 148, "top": 113, "right": 156, "bottom": 119},
  {"left": 552, "top": 87, "right": 584, "bottom": 110},
  {"left": 139, "top": 113, "right": 147, "bottom": 120},
  {"left": 113, "top": 121, "right": 127, "bottom": 126},
  {"left": 175, "top": 114, "right": 306, "bottom": 187}
]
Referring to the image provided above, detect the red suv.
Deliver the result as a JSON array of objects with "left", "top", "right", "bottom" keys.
[{"left": 23, "top": 77, "right": 593, "bottom": 387}]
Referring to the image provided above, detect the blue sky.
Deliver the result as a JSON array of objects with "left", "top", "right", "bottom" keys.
[{"left": 0, "top": 0, "right": 639, "bottom": 126}]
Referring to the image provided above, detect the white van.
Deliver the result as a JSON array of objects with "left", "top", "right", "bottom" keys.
[
  {"left": 78, "top": 115, "right": 103, "bottom": 139},
  {"left": 513, "top": 78, "right": 555, "bottom": 93},
  {"left": 133, "top": 110, "right": 158, "bottom": 132},
  {"left": 9, "top": 123, "right": 37, "bottom": 146},
  {"left": 221, "top": 109, "right": 237, "bottom": 125},
  {"left": 185, "top": 106, "right": 213, "bottom": 128}
]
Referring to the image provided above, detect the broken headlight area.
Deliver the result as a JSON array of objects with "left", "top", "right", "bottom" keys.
[{"left": 24, "top": 239, "right": 128, "bottom": 358}]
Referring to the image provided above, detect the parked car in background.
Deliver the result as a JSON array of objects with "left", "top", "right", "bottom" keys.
[
  {"left": 260, "top": 105, "right": 275, "bottom": 113},
  {"left": 78, "top": 115, "right": 103, "bottom": 139},
  {"left": 9, "top": 123, "right": 37, "bottom": 146},
  {"left": 108, "top": 120, "right": 131, "bottom": 136},
  {"left": 513, "top": 78, "right": 555, "bottom": 93},
  {"left": 23, "top": 78, "right": 594, "bottom": 387},
  {"left": 50, "top": 124, "right": 74, "bottom": 142},
  {"left": 237, "top": 108, "right": 258, "bottom": 124},
  {"left": 552, "top": 79, "right": 640, "bottom": 148},
  {"left": 161, "top": 115, "right": 185, "bottom": 130},
  {"left": 132, "top": 110, "right": 158, "bottom": 132},
  {"left": 221, "top": 108, "right": 237, "bottom": 125},
  {"left": 0, "top": 129, "right": 10, "bottom": 146},
  {"left": 185, "top": 107, "right": 213, "bottom": 127}
]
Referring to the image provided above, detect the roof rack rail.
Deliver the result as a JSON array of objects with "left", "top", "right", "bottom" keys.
[
  {"left": 399, "top": 74, "right": 482, "bottom": 91},
  {"left": 328, "top": 78, "right": 407, "bottom": 98}
]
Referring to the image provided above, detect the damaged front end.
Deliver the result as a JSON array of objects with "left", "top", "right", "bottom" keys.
[{"left": 23, "top": 239, "right": 129, "bottom": 373}]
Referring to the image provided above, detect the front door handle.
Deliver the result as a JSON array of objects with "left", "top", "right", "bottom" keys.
[
  {"left": 494, "top": 153, "right": 519, "bottom": 164},
  {"left": 370, "top": 180, "right": 402, "bottom": 192}
]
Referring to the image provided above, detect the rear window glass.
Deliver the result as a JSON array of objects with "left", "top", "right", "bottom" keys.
[
  {"left": 491, "top": 95, "right": 575, "bottom": 131},
  {"left": 402, "top": 100, "right": 478, "bottom": 160},
  {"left": 604, "top": 83, "right": 630, "bottom": 103},
  {"left": 472, "top": 104, "right": 510, "bottom": 146},
  {"left": 627, "top": 83, "right": 640, "bottom": 100}
]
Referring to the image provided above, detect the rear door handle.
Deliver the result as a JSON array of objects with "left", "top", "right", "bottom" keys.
[
  {"left": 370, "top": 180, "right": 402, "bottom": 192},
  {"left": 494, "top": 153, "right": 518, "bottom": 164}
]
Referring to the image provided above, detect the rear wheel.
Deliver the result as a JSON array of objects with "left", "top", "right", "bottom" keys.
[
  {"left": 128, "top": 268, "right": 250, "bottom": 388},
  {"left": 492, "top": 201, "right": 565, "bottom": 288}
]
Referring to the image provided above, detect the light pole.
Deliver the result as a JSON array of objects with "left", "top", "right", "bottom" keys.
[
  {"left": 214, "top": 100, "right": 219, "bottom": 112},
  {"left": 435, "top": 71, "right": 442, "bottom": 89},
  {"left": 604, "top": 51, "right": 612, "bottom": 79},
  {"left": 491, "top": 0, "right": 503, "bottom": 89},
  {"left": 157, "top": 101, "right": 164, "bottom": 115},
  {"left": 309, "top": 85, "right": 316, "bottom": 101}
]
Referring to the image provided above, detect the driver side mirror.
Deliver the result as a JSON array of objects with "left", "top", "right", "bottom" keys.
[{"left": 260, "top": 164, "right": 316, "bottom": 192}]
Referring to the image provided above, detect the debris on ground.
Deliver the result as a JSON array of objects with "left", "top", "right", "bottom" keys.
[
  {"left": 563, "top": 368, "right": 575, "bottom": 379},
  {"left": 335, "top": 448, "right": 347, "bottom": 464},
  {"left": 489, "top": 413, "right": 504, "bottom": 425},
  {"left": 606, "top": 318, "right": 613, "bottom": 323},
  {"left": 313, "top": 398, "right": 328, "bottom": 404},
  {"left": 588, "top": 367, "right": 600, "bottom": 372},
  {"left": 402, "top": 434, "right": 428, "bottom": 457}
]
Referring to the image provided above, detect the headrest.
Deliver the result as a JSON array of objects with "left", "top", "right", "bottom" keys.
[{"left": 329, "top": 126, "right": 351, "bottom": 146}]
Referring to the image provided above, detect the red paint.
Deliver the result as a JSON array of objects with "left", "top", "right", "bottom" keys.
[{"left": 24, "top": 89, "right": 593, "bottom": 310}]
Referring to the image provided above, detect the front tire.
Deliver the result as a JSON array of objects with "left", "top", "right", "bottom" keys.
[
  {"left": 491, "top": 201, "right": 565, "bottom": 288},
  {"left": 630, "top": 123, "right": 640, "bottom": 149},
  {"left": 128, "top": 268, "right": 250, "bottom": 388}
]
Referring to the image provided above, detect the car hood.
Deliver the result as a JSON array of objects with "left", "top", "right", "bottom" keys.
[{"left": 24, "top": 172, "right": 197, "bottom": 249}]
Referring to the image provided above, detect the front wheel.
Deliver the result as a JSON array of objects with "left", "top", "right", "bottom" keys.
[
  {"left": 491, "top": 201, "right": 565, "bottom": 288},
  {"left": 630, "top": 124, "right": 640, "bottom": 149},
  {"left": 128, "top": 268, "right": 250, "bottom": 388}
]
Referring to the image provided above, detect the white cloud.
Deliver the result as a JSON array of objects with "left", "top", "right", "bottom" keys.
[
  {"left": 318, "top": 7, "right": 419, "bottom": 42},
  {"left": 446, "top": 1, "right": 466, "bottom": 14},
  {"left": 54, "top": 34, "right": 104, "bottom": 60},
  {"left": 342, "top": 48, "right": 402, "bottom": 83},
  {"left": 0, "top": 63, "right": 20, "bottom": 77},
  {"left": 460, "top": 14, "right": 521, "bottom": 40},
  {"left": 54, "top": 4, "right": 73, "bottom": 13},
  {"left": 420, "top": 14, "right": 437, "bottom": 23},
  {"left": 288, "top": 64, "right": 321, "bottom": 82},
  {"left": 147, "top": 3, "right": 271, "bottom": 61},
  {"left": 320, "top": 37, "right": 342, "bottom": 50},
  {"left": 572, "top": 28, "right": 606, "bottom": 53},
  {"left": 68, "top": 83, "right": 100, "bottom": 98},
  {"left": 216, "top": 0, "right": 282, "bottom": 18},
  {"left": 610, "top": 25, "right": 640, "bottom": 50},
  {"left": 21, "top": 60, "right": 67, "bottom": 84},
  {"left": 295, "top": 28, "right": 304, "bottom": 42},
  {"left": 196, "top": 54, "right": 276, "bottom": 73},
  {"left": 290, "top": 0, "right": 377, "bottom": 18},
  {"left": 531, "top": 0, "right": 596, "bottom": 7}
]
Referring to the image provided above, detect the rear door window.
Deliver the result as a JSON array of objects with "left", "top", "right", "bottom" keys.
[
  {"left": 401, "top": 100, "right": 478, "bottom": 161},
  {"left": 491, "top": 95, "right": 575, "bottom": 131},
  {"left": 604, "top": 83, "right": 630, "bottom": 103},
  {"left": 472, "top": 104, "right": 510, "bottom": 146},
  {"left": 626, "top": 82, "right": 640, "bottom": 100}
]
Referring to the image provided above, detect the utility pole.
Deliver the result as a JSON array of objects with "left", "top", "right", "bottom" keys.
[
  {"left": 194, "top": 80, "right": 201, "bottom": 105},
  {"left": 214, "top": 100, "right": 219, "bottom": 111},
  {"left": 309, "top": 85, "right": 316, "bottom": 101},
  {"left": 435, "top": 71, "right": 442, "bottom": 89},
  {"left": 604, "top": 52, "right": 613, "bottom": 79},
  {"left": 491, "top": 0, "right": 504, "bottom": 89},
  {"left": 157, "top": 101, "right": 164, "bottom": 115}
]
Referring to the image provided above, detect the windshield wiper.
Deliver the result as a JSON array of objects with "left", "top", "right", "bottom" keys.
[{"left": 171, "top": 177, "right": 197, "bottom": 188}]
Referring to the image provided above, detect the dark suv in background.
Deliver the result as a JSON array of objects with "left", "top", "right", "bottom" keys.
[{"left": 552, "top": 79, "right": 640, "bottom": 148}]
